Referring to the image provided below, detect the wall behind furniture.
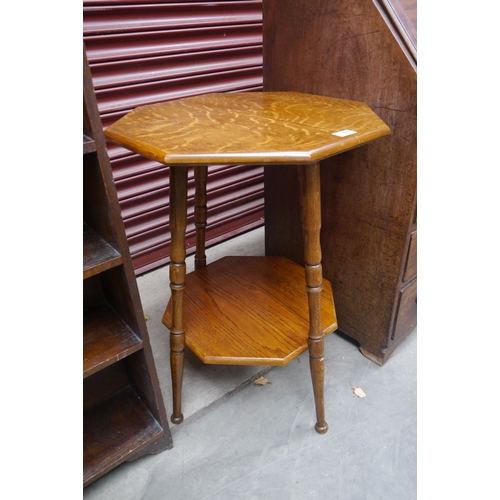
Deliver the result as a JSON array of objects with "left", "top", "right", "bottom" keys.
[{"left": 83, "top": 0, "right": 264, "bottom": 274}]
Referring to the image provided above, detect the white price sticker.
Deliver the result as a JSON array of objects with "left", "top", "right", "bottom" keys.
[{"left": 332, "top": 129, "right": 357, "bottom": 137}]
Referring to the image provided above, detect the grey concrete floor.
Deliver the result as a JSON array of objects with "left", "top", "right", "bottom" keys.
[{"left": 83, "top": 226, "right": 417, "bottom": 499}]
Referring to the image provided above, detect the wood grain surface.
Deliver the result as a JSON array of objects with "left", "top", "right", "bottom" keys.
[
  {"left": 104, "top": 92, "right": 390, "bottom": 165},
  {"left": 83, "top": 386, "right": 164, "bottom": 487},
  {"left": 162, "top": 256, "right": 337, "bottom": 365},
  {"left": 83, "top": 303, "right": 143, "bottom": 378},
  {"left": 83, "top": 222, "right": 122, "bottom": 279}
]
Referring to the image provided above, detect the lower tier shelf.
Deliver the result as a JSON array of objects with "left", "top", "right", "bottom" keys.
[
  {"left": 83, "top": 385, "right": 165, "bottom": 487},
  {"left": 163, "top": 256, "right": 338, "bottom": 365}
]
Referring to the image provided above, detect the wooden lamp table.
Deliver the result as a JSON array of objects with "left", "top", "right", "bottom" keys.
[{"left": 104, "top": 92, "right": 390, "bottom": 434}]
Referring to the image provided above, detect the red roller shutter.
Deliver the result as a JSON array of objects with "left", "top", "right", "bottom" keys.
[{"left": 83, "top": 1, "right": 264, "bottom": 274}]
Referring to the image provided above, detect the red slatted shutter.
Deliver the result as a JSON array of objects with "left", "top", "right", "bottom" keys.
[{"left": 83, "top": 1, "right": 264, "bottom": 274}]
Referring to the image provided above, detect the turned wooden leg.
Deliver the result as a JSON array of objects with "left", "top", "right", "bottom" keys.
[
  {"left": 298, "top": 162, "right": 328, "bottom": 434},
  {"left": 169, "top": 166, "right": 188, "bottom": 424},
  {"left": 194, "top": 165, "right": 208, "bottom": 269}
]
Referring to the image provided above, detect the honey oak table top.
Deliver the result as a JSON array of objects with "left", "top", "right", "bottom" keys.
[{"left": 104, "top": 92, "right": 390, "bottom": 166}]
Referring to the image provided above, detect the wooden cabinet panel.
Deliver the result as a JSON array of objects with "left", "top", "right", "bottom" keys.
[
  {"left": 403, "top": 230, "right": 417, "bottom": 282},
  {"left": 392, "top": 279, "right": 417, "bottom": 341}
]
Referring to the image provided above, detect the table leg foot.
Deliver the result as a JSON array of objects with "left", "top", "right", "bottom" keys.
[
  {"left": 315, "top": 422, "right": 329, "bottom": 434},
  {"left": 171, "top": 414, "right": 184, "bottom": 425}
]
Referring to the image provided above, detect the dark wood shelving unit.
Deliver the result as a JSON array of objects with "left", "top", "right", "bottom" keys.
[{"left": 83, "top": 43, "right": 172, "bottom": 488}]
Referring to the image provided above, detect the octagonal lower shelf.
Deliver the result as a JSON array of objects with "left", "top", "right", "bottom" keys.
[{"left": 162, "top": 256, "right": 338, "bottom": 365}]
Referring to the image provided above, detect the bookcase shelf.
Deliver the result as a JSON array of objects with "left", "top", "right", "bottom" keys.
[
  {"left": 83, "top": 43, "right": 172, "bottom": 488},
  {"left": 83, "top": 385, "right": 164, "bottom": 486},
  {"left": 83, "top": 303, "right": 143, "bottom": 378},
  {"left": 83, "top": 223, "right": 122, "bottom": 278}
]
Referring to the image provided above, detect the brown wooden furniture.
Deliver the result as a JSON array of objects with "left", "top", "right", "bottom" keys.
[
  {"left": 104, "top": 91, "right": 390, "bottom": 433},
  {"left": 263, "top": 0, "right": 417, "bottom": 365},
  {"left": 83, "top": 44, "right": 172, "bottom": 488}
]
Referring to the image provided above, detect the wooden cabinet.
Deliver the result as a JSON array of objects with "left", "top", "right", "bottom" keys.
[
  {"left": 83, "top": 44, "right": 172, "bottom": 487},
  {"left": 262, "top": 0, "right": 417, "bottom": 365}
]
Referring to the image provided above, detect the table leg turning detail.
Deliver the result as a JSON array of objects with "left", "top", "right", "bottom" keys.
[
  {"left": 194, "top": 165, "right": 208, "bottom": 270},
  {"left": 169, "top": 166, "right": 188, "bottom": 424},
  {"left": 298, "top": 162, "right": 328, "bottom": 434}
]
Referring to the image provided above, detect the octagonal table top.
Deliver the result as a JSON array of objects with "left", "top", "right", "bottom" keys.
[{"left": 104, "top": 92, "right": 390, "bottom": 166}]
